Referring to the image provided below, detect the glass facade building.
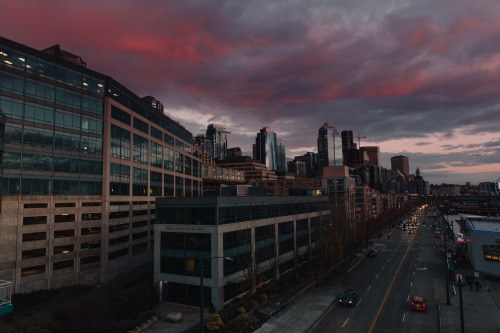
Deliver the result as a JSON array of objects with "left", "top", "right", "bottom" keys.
[
  {"left": 254, "top": 126, "right": 278, "bottom": 171},
  {"left": 0, "top": 36, "right": 202, "bottom": 293},
  {"left": 317, "top": 122, "right": 343, "bottom": 174},
  {"left": 206, "top": 123, "right": 228, "bottom": 161},
  {"left": 154, "top": 196, "right": 330, "bottom": 310}
]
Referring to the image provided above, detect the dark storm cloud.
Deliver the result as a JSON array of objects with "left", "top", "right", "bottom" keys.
[{"left": 1, "top": 0, "right": 499, "bottom": 183}]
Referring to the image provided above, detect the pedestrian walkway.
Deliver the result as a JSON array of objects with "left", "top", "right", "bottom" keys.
[{"left": 253, "top": 277, "right": 341, "bottom": 333}]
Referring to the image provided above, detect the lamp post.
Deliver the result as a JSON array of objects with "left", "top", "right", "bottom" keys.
[
  {"left": 416, "top": 266, "right": 451, "bottom": 305},
  {"left": 200, "top": 256, "right": 233, "bottom": 333}
]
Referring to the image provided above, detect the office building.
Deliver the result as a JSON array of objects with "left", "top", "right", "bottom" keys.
[
  {"left": 391, "top": 155, "right": 410, "bottom": 177},
  {"left": 277, "top": 139, "right": 286, "bottom": 172},
  {"left": 154, "top": 195, "right": 330, "bottom": 310},
  {"left": 0, "top": 36, "right": 202, "bottom": 293},
  {"left": 360, "top": 146, "right": 380, "bottom": 166},
  {"left": 253, "top": 126, "right": 278, "bottom": 171},
  {"left": 206, "top": 124, "right": 228, "bottom": 161},
  {"left": 317, "top": 122, "right": 343, "bottom": 174}
]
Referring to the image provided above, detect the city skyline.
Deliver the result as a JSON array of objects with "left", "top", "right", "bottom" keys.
[{"left": 2, "top": 0, "right": 499, "bottom": 184}]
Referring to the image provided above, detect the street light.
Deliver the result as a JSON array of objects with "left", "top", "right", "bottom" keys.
[
  {"left": 415, "top": 266, "right": 451, "bottom": 305},
  {"left": 200, "top": 256, "right": 233, "bottom": 333}
]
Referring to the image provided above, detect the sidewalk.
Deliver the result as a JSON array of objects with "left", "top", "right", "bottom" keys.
[
  {"left": 438, "top": 261, "right": 500, "bottom": 333},
  {"left": 253, "top": 275, "right": 342, "bottom": 333}
]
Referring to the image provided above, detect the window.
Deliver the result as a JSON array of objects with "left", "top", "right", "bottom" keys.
[
  {"left": 53, "top": 260, "right": 74, "bottom": 270},
  {"left": 151, "top": 126, "right": 162, "bottom": 140},
  {"left": 133, "top": 167, "right": 148, "bottom": 196},
  {"left": 55, "top": 214, "right": 75, "bottom": 223},
  {"left": 175, "top": 176, "right": 183, "bottom": 197},
  {"left": 164, "top": 147, "right": 174, "bottom": 171},
  {"left": 111, "top": 105, "right": 131, "bottom": 125},
  {"left": 54, "top": 244, "right": 74, "bottom": 254},
  {"left": 164, "top": 133, "right": 174, "bottom": 146},
  {"left": 164, "top": 174, "right": 174, "bottom": 197},
  {"left": 26, "top": 56, "right": 55, "bottom": 80},
  {"left": 110, "top": 163, "right": 130, "bottom": 195},
  {"left": 0, "top": 97, "right": 23, "bottom": 120},
  {"left": 56, "top": 88, "right": 81, "bottom": 110},
  {"left": 0, "top": 72, "right": 24, "bottom": 95},
  {"left": 22, "top": 248, "right": 46, "bottom": 259},
  {"left": 54, "top": 230, "right": 75, "bottom": 238},
  {"left": 110, "top": 124, "right": 130, "bottom": 160},
  {"left": 133, "top": 117, "right": 148, "bottom": 134},
  {"left": 22, "top": 232, "right": 46, "bottom": 242},
  {"left": 82, "top": 75, "right": 104, "bottom": 95},
  {"left": 133, "top": 134, "right": 148, "bottom": 164},
  {"left": 25, "top": 80, "right": 54, "bottom": 102},
  {"left": 150, "top": 141, "right": 162, "bottom": 168},
  {"left": 56, "top": 66, "right": 81, "bottom": 88},
  {"left": 150, "top": 171, "right": 162, "bottom": 196},
  {"left": 24, "top": 103, "right": 54, "bottom": 125}
]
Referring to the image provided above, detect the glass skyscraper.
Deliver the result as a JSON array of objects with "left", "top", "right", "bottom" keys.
[
  {"left": 206, "top": 123, "right": 228, "bottom": 161},
  {"left": 254, "top": 126, "right": 278, "bottom": 171},
  {"left": 0, "top": 36, "right": 202, "bottom": 293},
  {"left": 317, "top": 122, "right": 343, "bottom": 174}
]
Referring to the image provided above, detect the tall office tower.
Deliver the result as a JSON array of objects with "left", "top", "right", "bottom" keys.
[
  {"left": 0, "top": 36, "right": 203, "bottom": 293},
  {"left": 277, "top": 139, "right": 286, "bottom": 172},
  {"left": 287, "top": 160, "right": 306, "bottom": 178},
  {"left": 206, "top": 123, "right": 228, "bottom": 161},
  {"left": 391, "top": 155, "right": 410, "bottom": 177},
  {"left": 254, "top": 126, "right": 278, "bottom": 171},
  {"left": 317, "top": 122, "right": 343, "bottom": 174},
  {"left": 341, "top": 130, "right": 359, "bottom": 167},
  {"left": 341, "top": 130, "right": 354, "bottom": 152},
  {"left": 360, "top": 146, "right": 380, "bottom": 166}
]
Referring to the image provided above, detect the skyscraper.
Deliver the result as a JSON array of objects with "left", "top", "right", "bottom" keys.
[
  {"left": 317, "top": 122, "right": 343, "bottom": 174},
  {"left": 254, "top": 126, "right": 278, "bottom": 171},
  {"left": 341, "top": 130, "right": 359, "bottom": 167},
  {"left": 391, "top": 155, "right": 410, "bottom": 177},
  {"left": 206, "top": 123, "right": 228, "bottom": 161},
  {"left": 360, "top": 146, "right": 380, "bottom": 166},
  {"left": 277, "top": 139, "right": 286, "bottom": 172}
]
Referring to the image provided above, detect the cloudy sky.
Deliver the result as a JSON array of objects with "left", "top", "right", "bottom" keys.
[{"left": 2, "top": 0, "right": 500, "bottom": 185}]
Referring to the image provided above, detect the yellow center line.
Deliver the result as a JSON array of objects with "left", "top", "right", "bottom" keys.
[{"left": 368, "top": 233, "right": 415, "bottom": 333}]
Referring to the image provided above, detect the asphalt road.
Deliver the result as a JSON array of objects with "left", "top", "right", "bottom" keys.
[{"left": 311, "top": 212, "right": 442, "bottom": 333}]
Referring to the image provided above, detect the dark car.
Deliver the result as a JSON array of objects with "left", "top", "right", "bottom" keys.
[
  {"left": 368, "top": 249, "right": 378, "bottom": 257},
  {"left": 339, "top": 290, "right": 357, "bottom": 306}
]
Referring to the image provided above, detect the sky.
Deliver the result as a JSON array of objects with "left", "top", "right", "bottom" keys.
[{"left": 1, "top": 0, "right": 500, "bottom": 185}]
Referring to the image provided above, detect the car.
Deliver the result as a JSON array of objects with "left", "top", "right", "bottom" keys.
[
  {"left": 411, "top": 296, "right": 426, "bottom": 312},
  {"left": 339, "top": 290, "right": 357, "bottom": 306},
  {"left": 368, "top": 249, "right": 378, "bottom": 257}
]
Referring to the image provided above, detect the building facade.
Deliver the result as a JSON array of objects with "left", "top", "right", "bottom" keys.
[
  {"left": 391, "top": 155, "right": 410, "bottom": 177},
  {"left": 0, "top": 36, "right": 202, "bottom": 293},
  {"left": 317, "top": 122, "right": 343, "bottom": 174},
  {"left": 253, "top": 126, "right": 278, "bottom": 171},
  {"left": 206, "top": 124, "right": 228, "bottom": 161},
  {"left": 154, "top": 195, "right": 331, "bottom": 310}
]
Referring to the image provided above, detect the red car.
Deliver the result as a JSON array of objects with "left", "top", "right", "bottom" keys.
[{"left": 411, "top": 296, "right": 426, "bottom": 312}]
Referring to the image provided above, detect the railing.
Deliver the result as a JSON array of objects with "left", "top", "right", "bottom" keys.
[{"left": 0, "top": 280, "right": 13, "bottom": 315}]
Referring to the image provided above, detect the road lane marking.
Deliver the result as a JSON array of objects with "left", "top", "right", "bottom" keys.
[
  {"left": 367, "top": 284, "right": 371, "bottom": 290},
  {"left": 407, "top": 295, "right": 409, "bottom": 302},
  {"left": 357, "top": 298, "right": 362, "bottom": 306},
  {"left": 402, "top": 313, "right": 406, "bottom": 322},
  {"left": 382, "top": 265, "right": 385, "bottom": 270},
  {"left": 375, "top": 274, "right": 379, "bottom": 279},
  {"left": 342, "top": 318, "right": 349, "bottom": 327},
  {"left": 348, "top": 258, "right": 363, "bottom": 273},
  {"left": 413, "top": 271, "right": 415, "bottom": 276},
  {"left": 410, "top": 282, "right": 413, "bottom": 287},
  {"left": 368, "top": 229, "right": 415, "bottom": 333}
]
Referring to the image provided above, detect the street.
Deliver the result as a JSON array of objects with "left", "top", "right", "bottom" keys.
[{"left": 312, "top": 213, "right": 443, "bottom": 332}]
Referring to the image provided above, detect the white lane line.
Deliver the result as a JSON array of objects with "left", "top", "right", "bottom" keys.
[
  {"left": 375, "top": 274, "right": 379, "bottom": 279},
  {"left": 348, "top": 258, "right": 363, "bottom": 273},
  {"left": 407, "top": 295, "right": 409, "bottom": 302},
  {"left": 357, "top": 298, "right": 362, "bottom": 306},
  {"left": 410, "top": 282, "right": 413, "bottom": 287},
  {"left": 402, "top": 313, "right": 406, "bottom": 322},
  {"left": 382, "top": 265, "right": 385, "bottom": 270},
  {"left": 413, "top": 271, "right": 415, "bottom": 276},
  {"left": 367, "top": 284, "right": 372, "bottom": 290},
  {"left": 342, "top": 318, "right": 349, "bottom": 327}
]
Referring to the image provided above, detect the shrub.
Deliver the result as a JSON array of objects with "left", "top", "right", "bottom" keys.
[
  {"left": 237, "top": 306, "right": 246, "bottom": 315},
  {"left": 260, "top": 294, "right": 268, "bottom": 302},
  {"left": 206, "top": 313, "right": 225, "bottom": 331}
]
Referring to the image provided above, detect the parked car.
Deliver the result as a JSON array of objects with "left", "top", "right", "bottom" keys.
[
  {"left": 411, "top": 296, "right": 426, "bottom": 312},
  {"left": 368, "top": 249, "right": 378, "bottom": 257},
  {"left": 339, "top": 290, "right": 357, "bottom": 307}
]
